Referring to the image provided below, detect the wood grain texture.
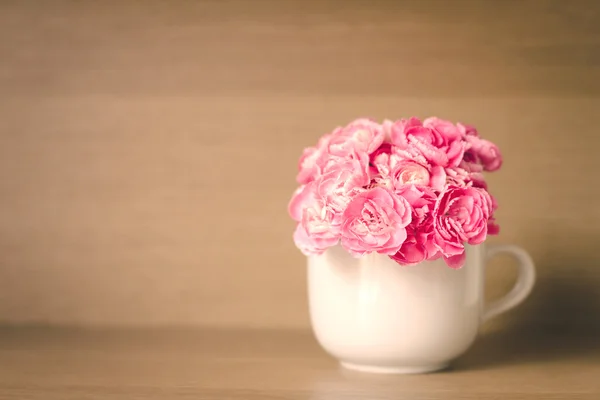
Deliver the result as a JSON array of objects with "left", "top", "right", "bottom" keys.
[
  {"left": 0, "top": 0, "right": 600, "bottom": 328},
  {"left": 0, "top": 327, "right": 598, "bottom": 399}
]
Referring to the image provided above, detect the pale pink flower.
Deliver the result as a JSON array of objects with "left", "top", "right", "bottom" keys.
[
  {"left": 327, "top": 118, "right": 385, "bottom": 157},
  {"left": 296, "top": 147, "right": 320, "bottom": 184},
  {"left": 392, "top": 160, "right": 430, "bottom": 186},
  {"left": 316, "top": 155, "right": 370, "bottom": 213},
  {"left": 387, "top": 117, "right": 465, "bottom": 167},
  {"left": 288, "top": 182, "right": 340, "bottom": 255},
  {"left": 389, "top": 151, "right": 446, "bottom": 192},
  {"left": 433, "top": 185, "right": 493, "bottom": 268},
  {"left": 370, "top": 146, "right": 446, "bottom": 192},
  {"left": 288, "top": 183, "right": 328, "bottom": 231},
  {"left": 292, "top": 223, "right": 321, "bottom": 256},
  {"left": 289, "top": 154, "right": 371, "bottom": 256},
  {"left": 391, "top": 185, "right": 440, "bottom": 265},
  {"left": 288, "top": 184, "right": 309, "bottom": 222},
  {"left": 296, "top": 133, "right": 332, "bottom": 184},
  {"left": 340, "top": 187, "right": 412, "bottom": 257}
]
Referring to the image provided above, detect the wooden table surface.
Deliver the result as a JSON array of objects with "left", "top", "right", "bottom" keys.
[{"left": 0, "top": 327, "right": 598, "bottom": 399}]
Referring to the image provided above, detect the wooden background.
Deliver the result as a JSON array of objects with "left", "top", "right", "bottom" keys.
[{"left": 0, "top": 0, "right": 599, "bottom": 330}]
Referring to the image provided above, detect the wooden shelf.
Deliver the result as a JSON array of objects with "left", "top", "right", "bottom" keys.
[{"left": 0, "top": 326, "right": 597, "bottom": 399}]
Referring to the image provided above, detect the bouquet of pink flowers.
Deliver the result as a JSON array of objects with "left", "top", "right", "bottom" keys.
[{"left": 288, "top": 117, "right": 502, "bottom": 268}]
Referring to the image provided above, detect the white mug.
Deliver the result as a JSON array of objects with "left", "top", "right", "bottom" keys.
[{"left": 307, "top": 243, "right": 535, "bottom": 374}]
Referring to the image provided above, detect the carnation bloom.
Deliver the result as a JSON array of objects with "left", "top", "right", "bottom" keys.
[
  {"left": 433, "top": 185, "right": 493, "bottom": 268},
  {"left": 466, "top": 136, "right": 503, "bottom": 172},
  {"left": 370, "top": 146, "right": 446, "bottom": 192},
  {"left": 296, "top": 133, "right": 332, "bottom": 184},
  {"left": 289, "top": 183, "right": 340, "bottom": 255},
  {"left": 458, "top": 123, "right": 503, "bottom": 171},
  {"left": 391, "top": 185, "right": 440, "bottom": 265},
  {"left": 317, "top": 154, "right": 370, "bottom": 213},
  {"left": 290, "top": 116, "right": 502, "bottom": 269},
  {"left": 340, "top": 187, "right": 412, "bottom": 256},
  {"left": 327, "top": 118, "right": 385, "bottom": 157},
  {"left": 386, "top": 117, "right": 465, "bottom": 167}
]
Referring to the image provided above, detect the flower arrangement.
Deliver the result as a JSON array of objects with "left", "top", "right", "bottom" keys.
[{"left": 288, "top": 117, "right": 502, "bottom": 268}]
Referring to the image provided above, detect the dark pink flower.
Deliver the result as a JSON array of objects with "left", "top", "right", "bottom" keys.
[
  {"left": 466, "top": 135, "right": 503, "bottom": 172},
  {"left": 391, "top": 185, "right": 440, "bottom": 265},
  {"left": 457, "top": 122, "right": 503, "bottom": 172},
  {"left": 433, "top": 185, "right": 494, "bottom": 268},
  {"left": 457, "top": 122, "right": 479, "bottom": 137},
  {"left": 487, "top": 193, "right": 500, "bottom": 235},
  {"left": 370, "top": 142, "right": 393, "bottom": 162},
  {"left": 369, "top": 142, "right": 393, "bottom": 176}
]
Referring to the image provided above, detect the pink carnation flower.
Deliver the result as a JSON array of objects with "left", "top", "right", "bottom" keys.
[
  {"left": 457, "top": 123, "right": 502, "bottom": 172},
  {"left": 370, "top": 142, "right": 393, "bottom": 161},
  {"left": 368, "top": 142, "right": 393, "bottom": 176},
  {"left": 317, "top": 154, "right": 370, "bottom": 213},
  {"left": 290, "top": 153, "right": 371, "bottom": 255},
  {"left": 291, "top": 116, "right": 503, "bottom": 269},
  {"left": 370, "top": 145, "right": 446, "bottom": 192},
  {"left": 296, "top": 133, "right": 332, "bottom": 184},
  {"left": 386, "top": 117, "right": 465, "bottom": 168},
  {"left": 328, "top": 118, "right": 385, "bottom": 157},
  {"left": 340, "top": 187, "right": 412, "bottom": 257},
  {"left": 457, "top": 122, "right": 479, "bottom": 137},
  {"left": 391, "top": 185, "right": 440, "bottom": 265},
  {"left": 445, "top": 164, "right": 487, "bottom": 190},
  {"left": 487, "top": 193, "right": 500, "bottom": 235},
  {"left": 288, "top": 183, "right": 340, "bottom": 255},
  {"left": 466, "top": 136, "right": 503, "bottom": 172},
  {"left": 390, "top": 149, "right": 446, "bottom": 192},
  {"left": 433, "top": 185, "right": 494, "bottom": 268}
]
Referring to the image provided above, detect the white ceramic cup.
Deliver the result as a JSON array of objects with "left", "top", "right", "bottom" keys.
[{"left": 307, "top": 243, "right": 535, "bottom": 374}]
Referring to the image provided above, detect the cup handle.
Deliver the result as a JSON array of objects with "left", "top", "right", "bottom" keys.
[{"left": 482, "top": 244, "right": 536, "bottom": 323}]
